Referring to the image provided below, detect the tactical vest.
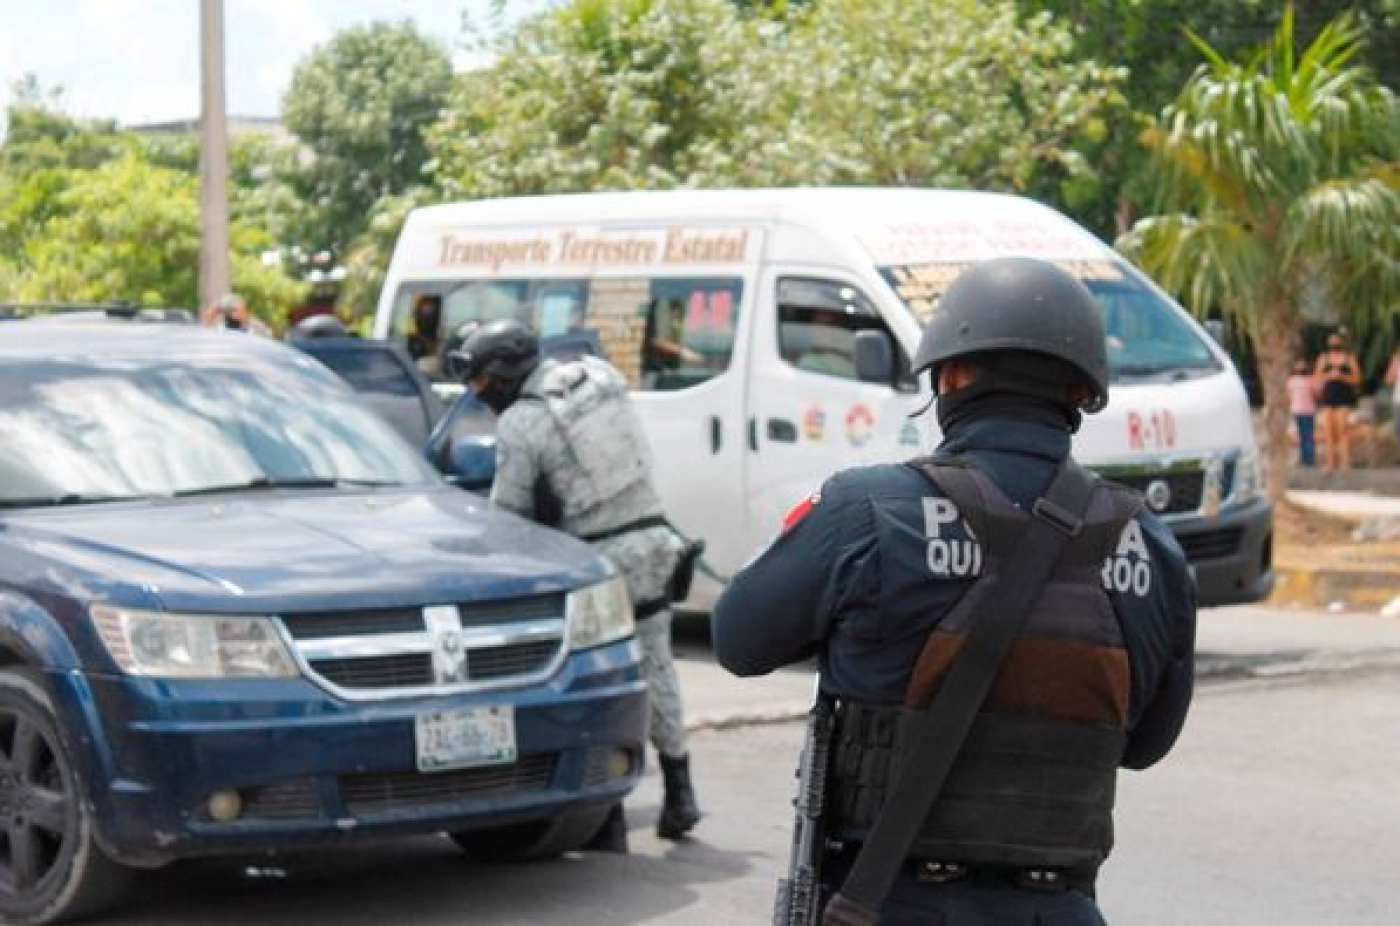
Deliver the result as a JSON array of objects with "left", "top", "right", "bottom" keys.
[
  {"left": 829, "top": 461, "right": 1143, "bottom": 878},
  {"left": 522, "top": 356, "right": 653, "bottom": 522}
]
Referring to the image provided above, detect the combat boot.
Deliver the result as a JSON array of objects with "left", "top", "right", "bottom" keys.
[{"left": 656, "top": 752, "right": 701, "bottom": 839}]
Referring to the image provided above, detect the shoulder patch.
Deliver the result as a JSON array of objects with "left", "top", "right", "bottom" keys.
[{"left": 782, "top": 491, "right": 822, "bottom": 532}]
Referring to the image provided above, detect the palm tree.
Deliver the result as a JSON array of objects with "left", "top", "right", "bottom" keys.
[{"left": 1120, "top": 7, "right": 1398, "bottom": 507}]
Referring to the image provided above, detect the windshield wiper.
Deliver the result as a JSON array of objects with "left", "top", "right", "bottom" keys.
[
  {"left": 0, "top": 493, "right": 149, "bottom": 509},
  {"left": 171, "top": 477, "right": 400, "bottom": 498}
]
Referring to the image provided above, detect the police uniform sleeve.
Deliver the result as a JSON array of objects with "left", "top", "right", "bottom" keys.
[
  {"left": 1118, "top": 513, "right": 1198, "bottom": 770},
  {"left": 712, "top": 480, "right": 855, "bottom": 676},
  {"left": 489, "top": 407, "right": 542, "bottom": 521}
]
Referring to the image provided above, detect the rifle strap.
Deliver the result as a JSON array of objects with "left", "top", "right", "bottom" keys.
[{"left": 823, "top": 457, "right": 1097, "bottom": 925}]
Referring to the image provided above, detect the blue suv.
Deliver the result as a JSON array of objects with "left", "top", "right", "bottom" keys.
[{"left": 0, "top": 322, "right": 646, "bottom": 924}]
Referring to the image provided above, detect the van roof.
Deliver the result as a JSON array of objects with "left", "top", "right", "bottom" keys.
[
  {"left": 404, "top": 188, "right": 1108, "bottom": 264},
  {"left": 410, "top": 187, "right": 1044, "bottom": 224}
]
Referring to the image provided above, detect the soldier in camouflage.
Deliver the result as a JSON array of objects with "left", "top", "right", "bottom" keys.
[{"left": 451, "top": 319, "right": 702, "bottom": 843}]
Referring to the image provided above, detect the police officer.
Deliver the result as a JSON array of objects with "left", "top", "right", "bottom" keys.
[
  {"left": 451, "top": 319, "right": 702, "bottom": 842},
  {"left": 713, "top": 258, "right": 1196, "bottom": 924}
]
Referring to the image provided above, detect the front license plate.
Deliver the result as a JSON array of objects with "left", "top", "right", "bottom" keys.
[{"left": 415, "top": 705, "right": 517, "bottom": 772}]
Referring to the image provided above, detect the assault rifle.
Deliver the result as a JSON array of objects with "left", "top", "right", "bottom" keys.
[{"left": 773, "top": 692, "right": 836, "bottom": 926}]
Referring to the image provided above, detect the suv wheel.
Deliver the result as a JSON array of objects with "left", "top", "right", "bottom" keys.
[{"left": 0, "top": 669, "right": 129, "bottom": 925}]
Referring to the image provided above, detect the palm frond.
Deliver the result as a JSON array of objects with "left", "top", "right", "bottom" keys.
[{"left": 1118, "top": 213, "right": 1272, "bottom": 334}]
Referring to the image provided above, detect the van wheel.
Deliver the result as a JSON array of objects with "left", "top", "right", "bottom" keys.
[
  {"left": 0, "top": 669, "right": 129, "bottom": 925},
  {"left": 450, "top": 805, "right": 615, "bottom": 862}
]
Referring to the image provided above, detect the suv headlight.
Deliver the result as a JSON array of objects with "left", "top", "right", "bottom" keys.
[
  {"left": 92, "top": 606, "right": 299, "bottom": 678},
  {"left": 1231, "top": 450, "right": 1263, "bottom": 504},
  {"left": 566, "top": 576, "right": 634, "bottom": 651}
]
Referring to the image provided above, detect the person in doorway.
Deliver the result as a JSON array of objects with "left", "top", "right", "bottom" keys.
[
  {"left": 406, "top": 295, "right": 443, "bottom": 374},
  {"left": 713, "top": 258, "right": 1196, "bottom": 925},
  {"left": 1313, "top": 330, "right": 1362, "bottom": 473},
  {"left": 1287, "top": 358, "right": 1318, "bottom": 467},
  {"left": 450, "top": 319, "right": 702, "bottom": 846}
]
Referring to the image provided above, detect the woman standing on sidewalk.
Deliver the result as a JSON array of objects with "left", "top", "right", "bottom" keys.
[
  {"left": 1386, "top": 346, "right": 1400, "bottom": 452},
  {"left": 1314, "top": 330, "right": 1362, "bottom": 473},
  {"left": 1287, "top": 359, "right": 1318, "bottom": 467}
]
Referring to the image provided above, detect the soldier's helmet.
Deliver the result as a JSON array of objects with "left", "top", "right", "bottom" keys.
[
  {"left": 447, "top": 319, "right": 540, "bottom": 384},
  {"left": 912, "top": 257, "right": 1109, "bottom": 413}
]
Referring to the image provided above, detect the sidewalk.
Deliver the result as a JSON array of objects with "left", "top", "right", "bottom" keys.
[
  {"left": 676, "top": 604, "right": 1400, "bottom": 733},
  {"left": 1274, "top": 474, "right": 1400, "bottom": 614}
]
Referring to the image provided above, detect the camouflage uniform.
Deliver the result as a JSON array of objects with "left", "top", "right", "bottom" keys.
[{"left": 491, "top": 356, "right": 689, "bottom": 758}]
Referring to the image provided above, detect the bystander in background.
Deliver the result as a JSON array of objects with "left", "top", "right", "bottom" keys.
[
  {"left": 1287, "top": 358, "right": 1317, "bottom": 467},
  {"left": 1313, "top": 330, "right": 1362, "bottom": 473},
  {"left": 1385, "top": 346, "right": 1400, "bottom": 450},
  {"left": 201, "top": 292, "right": 271, "bottom": 337}
]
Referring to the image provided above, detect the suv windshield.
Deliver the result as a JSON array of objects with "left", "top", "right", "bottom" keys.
[
  {"left": 0, "top": 354, "right": 434, "bottom": 507},
  {"left": 880, "top": 258, "right": 1220, "bottom": 379}
]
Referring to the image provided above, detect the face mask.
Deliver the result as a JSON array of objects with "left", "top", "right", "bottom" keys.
[{"left": 475, "top": 378, "right": 517, "bottom": 415}]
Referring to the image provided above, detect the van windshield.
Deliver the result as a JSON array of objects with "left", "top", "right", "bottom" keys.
[{"left": 879, "top": 259, "right": 1220, "bottom": 380}]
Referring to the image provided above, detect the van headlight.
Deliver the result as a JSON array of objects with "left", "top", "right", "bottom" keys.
[
  {"left": 566, "top": 576, "right": 635, "bottom": 651},
  {"left": 92, "top": 606, "right": 299, "bottom": 678},
  {"left": 1230, "top": 451, "right": 1263, "bottom": 504}
]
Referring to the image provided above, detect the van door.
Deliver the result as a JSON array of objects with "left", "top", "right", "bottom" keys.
[
  {"left": 743, "top": 270, "right": 923, "bottom": 553},
  {"left": 624, "top": 275, "right": 751, "bottom": 583}
]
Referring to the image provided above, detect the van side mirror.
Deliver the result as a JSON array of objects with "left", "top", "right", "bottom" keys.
[
  {"left": 447, "top": 436, "right": 497, "bottom": 491},
  {"left": 1204, "top": 319, "right": 1226, "bottom": 344},
  {"left": 853, "top": 330, "right": 896, "bottom": 385}
]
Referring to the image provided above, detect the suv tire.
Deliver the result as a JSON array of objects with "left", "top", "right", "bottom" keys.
[{"left": 0, "top": 669, "right": 130, "bottom": 925}]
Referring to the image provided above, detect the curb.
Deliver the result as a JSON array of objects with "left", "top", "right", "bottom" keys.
[
  {"left": 683, "top": 645, "right": 1400, "bottom": 734},
  {"left": 1270, "top": 564, "right": 1400, "bottom": 612},
  {"left": 688, "top": 704, "right": 811, "bottom": 733}
]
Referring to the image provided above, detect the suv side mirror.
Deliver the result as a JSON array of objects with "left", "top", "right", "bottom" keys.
[
  {"left": 853, "top": 329, "right": 895, "bottom": 385},
  {"left": 1204, "top": 319, "right": 1226, "bottom": 345},
  {"left": 448, "top": 436, "right": 497, "bottom": 491}
]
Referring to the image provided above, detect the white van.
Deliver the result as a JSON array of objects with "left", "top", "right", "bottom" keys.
[{"left": 374, "top": 189, "right": 1273, "bottom": 609}]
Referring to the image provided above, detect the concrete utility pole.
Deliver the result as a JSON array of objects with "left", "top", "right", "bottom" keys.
[{"left": 198, "top": 0, "right": 231, "bottom": 313}]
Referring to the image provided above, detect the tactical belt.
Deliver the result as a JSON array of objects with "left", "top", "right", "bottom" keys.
[
  {"left": 580, "top": 515, "right": 669, "bottom": 543},
  {"left": 634, "top": 598, "right": 670, "bottom": 620}
]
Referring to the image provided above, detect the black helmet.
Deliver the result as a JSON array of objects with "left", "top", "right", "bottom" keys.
[
  {"left": 289, "top": 313, "right": 348, "bottom": 339},
  {"left": 448, "top": 319, "right": 541, "bottom": 413},
  {"left": 912, "top": 257, "right": 1109, "bottom": 413}
]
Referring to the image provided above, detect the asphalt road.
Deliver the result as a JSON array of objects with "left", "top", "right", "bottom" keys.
[{"left": 95, "top": 608, "right": 1400, "bottom": 925}]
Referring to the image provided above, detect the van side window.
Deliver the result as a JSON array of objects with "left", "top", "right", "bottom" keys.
[
  {"left": 389, "top": 280, "right": 590, "bottom": 381},
  {"left": 777, "top": 278, "right": 916, "bottom": 390},
  {"left": 638, "top": 277, "right": 743, "bottom": 391}
]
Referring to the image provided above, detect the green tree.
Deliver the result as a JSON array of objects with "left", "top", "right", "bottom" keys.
[
  {"left": 1119, "top": 10, "right": 1399, "bottom": 506},
  {"left": 11, "top": 152, "right": 301, "bottom": 321},
  {"left": 1, "top": 76, "right": 123, "bottom": 174},
  {"left": 430, "top": 0, "right": 1124, "bottom": 197},
  {"left": 282, "top": 20, "right": 453, "bottom": 259},
  {"left": 1016, "top": 0, "right": 1400, "bottom": 238}
]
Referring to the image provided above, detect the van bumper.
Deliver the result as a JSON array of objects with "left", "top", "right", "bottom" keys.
[
  {"left": 1170, "top": 495, "right": 1274, "bottom": 607},
  {"left": 60, "top": 640, "right": 646, "bottom": 866}
]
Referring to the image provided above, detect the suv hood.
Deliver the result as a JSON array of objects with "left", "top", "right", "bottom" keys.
[{"left": 2, "top": 487, "right": 610, "bottom": 613}]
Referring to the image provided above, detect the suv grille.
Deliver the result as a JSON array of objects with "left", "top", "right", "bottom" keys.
[
  {"left": 340, "top": 754, "right": 556, "bottom": 815},
  {"left": 279, "top": 594, "right": 568, "bottom": 697}
]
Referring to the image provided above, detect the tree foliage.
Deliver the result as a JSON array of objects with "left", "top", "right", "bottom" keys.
[
  {"left": 10, "top": 152, "right": 301, "bottom": 318},
  {"left": 282, "top": 20, "right": 453, "bottom": 258},
  {"left": 1015, "top": 0, "right": 1400, "bottom": 237},
  {"left": 1119, "top": 9, "right": 1399, "bottom": 504},
  {"left": 429, "top": 0, "right": 1124, "bottom": 198}
]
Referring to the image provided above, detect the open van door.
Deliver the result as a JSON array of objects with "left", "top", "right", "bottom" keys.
[
  {"left": 742, "top": 270, "right": 926, "bottom": 554},
  {"left": 625, "top": 275, "right": 752, "bottom": 605}
]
